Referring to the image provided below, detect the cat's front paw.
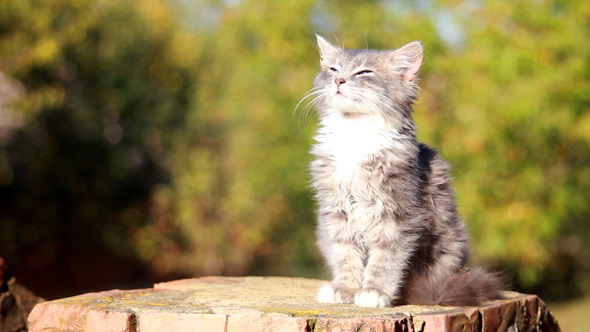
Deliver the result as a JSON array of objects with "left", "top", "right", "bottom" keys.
[
  {"left": 317, "top": 284, "right": 336, "bottom": 303},
  {"left": 354, "top": 289, "right": 392, "bottom": 308},
  {"left": 317, "top": 284, "right": 356, "bottom": 304}
]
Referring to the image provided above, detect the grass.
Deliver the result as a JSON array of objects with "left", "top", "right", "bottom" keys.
[{"left": 548, "top": 296, "right": 590, "bottom": 332}]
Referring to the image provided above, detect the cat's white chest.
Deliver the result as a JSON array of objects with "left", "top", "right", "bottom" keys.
[{"left": 315, "top": 114, "right": 392, "bottom": 181}]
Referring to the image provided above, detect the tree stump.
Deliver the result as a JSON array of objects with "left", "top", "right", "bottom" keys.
[
  {"left": 27, "top": 276, "right": 560, "bottom": 331},
  {"left": 0, "top": 258, "right": 45, "bottom": 332}
]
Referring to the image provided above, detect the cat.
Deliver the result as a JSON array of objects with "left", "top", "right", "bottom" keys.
[{"left": 305, "top": 35, "right": 504, "bottom": 308}]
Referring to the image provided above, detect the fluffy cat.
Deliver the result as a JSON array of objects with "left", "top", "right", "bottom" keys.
[{"left": 305, "top": 35, "right": 503, "bottom": 308}]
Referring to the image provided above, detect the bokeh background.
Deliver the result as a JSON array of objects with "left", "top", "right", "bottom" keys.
[{"left": 1, "top": 0, "right": 589, "bottom": 327}]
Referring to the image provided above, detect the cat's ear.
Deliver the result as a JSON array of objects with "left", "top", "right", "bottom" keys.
[
  {"left": 316, "top": 35, "right": 340, "bottom": 62},
  {"left": 390, "top": 41, "right": 423, "bottom": 82}
]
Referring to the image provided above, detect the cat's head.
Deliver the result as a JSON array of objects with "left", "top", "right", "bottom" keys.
[{"left": 313, "top": 35, "right": 423, "bottom": 122}]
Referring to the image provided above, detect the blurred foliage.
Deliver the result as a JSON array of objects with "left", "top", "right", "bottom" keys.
[{"left": 0, "top": 0, "right": 588, "bottom": 301}]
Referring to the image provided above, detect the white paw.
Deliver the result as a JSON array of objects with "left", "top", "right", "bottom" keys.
[
  {"left": 317, "top": 284, "right": 336, "bottom": 303},
  {"left": 354, "top": 290, "right": 390, "bottom": 308}
]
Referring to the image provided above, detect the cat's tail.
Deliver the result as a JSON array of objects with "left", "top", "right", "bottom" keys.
[{"left": 405, "top": 267, "right": 506, "bottom": 306}]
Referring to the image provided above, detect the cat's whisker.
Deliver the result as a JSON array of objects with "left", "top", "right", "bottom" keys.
[
  {"left": 302, "top": 94, "right": 324, "bottom": 124},
  {"left": 294, "top": 89, "right": 317, "bottom": 114},
  {"left": 294, "top": 87, "right": 323, "bottom": 113},
  {"left": 294, "top": 87, "right": 324, "bottom": 126},
  {"left": 294, "top": 90, "right": 318, "bottom": 119}
]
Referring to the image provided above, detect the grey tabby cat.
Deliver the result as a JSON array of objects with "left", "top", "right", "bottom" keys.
[{"left": 306, "top": 35, "right": 503, "bottom": 308}]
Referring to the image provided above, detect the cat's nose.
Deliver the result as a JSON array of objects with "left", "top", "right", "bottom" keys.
[{"left": 335, "top": 78, "right": 346, "bottom": 87}]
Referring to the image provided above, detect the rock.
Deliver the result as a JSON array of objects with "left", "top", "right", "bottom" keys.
[{"left": 27, "top": 276, "right": 560, "bottom": 332}]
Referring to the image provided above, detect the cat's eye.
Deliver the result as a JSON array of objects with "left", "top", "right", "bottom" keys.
[
  {"left": 355, "top": 70, "right": 373, "bottom": 76},
  {"left": 329, "top": 67, "right": 339, "bottom": 73}
]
